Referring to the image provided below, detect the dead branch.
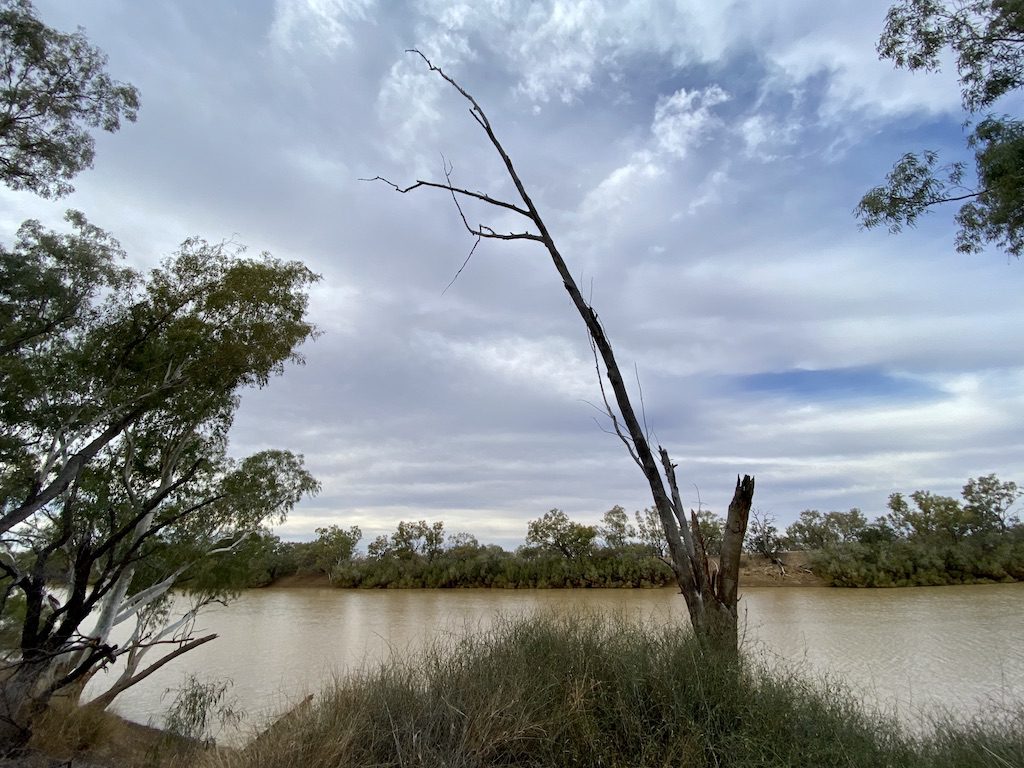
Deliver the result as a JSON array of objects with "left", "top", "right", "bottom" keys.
[
  {"left": 84, "top": 633, "right": 217, "bottom": 711},
  {"left": 360, "top": 175, "right": 532, "bottom": 218},
  {"left": 588, "top": 332, "right": 641, "bottom": 469},
  {"left": 376, "top": 49, "right": 756, "bottom": 649}
]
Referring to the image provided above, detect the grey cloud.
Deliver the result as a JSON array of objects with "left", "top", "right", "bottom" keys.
[{"left": 14, "top": 0, "right": 1024, "bottom": 540}]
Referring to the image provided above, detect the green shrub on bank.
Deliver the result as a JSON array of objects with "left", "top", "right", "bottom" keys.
[
  {"left": 220, "top": 615, "right": 1022, "bottom": 768},
  {"left": 329, "top": 547, "right": 675, "bottom": 589},
  {"left": 812, "top": 531, "right": 1024, "bottom": 587}
]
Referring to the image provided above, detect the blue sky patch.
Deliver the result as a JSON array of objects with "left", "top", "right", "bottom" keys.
[{"left": 737, "top": 368, "right": 939, "bottom": 401}]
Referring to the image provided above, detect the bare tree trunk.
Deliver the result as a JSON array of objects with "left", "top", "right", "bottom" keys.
[
  {"left": 372, "top": 51, "right": 755, "bottom": 651},
  {"left": 0, "top": 660, "right": 52, "bottom": 753}
]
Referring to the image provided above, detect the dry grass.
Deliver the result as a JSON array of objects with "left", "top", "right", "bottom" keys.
[
  {"left": 208, "top": 612, "right": 1024, "bottom": 768},
  {"left": 24, "top": 699, "right": 214, "bottom": 768}
]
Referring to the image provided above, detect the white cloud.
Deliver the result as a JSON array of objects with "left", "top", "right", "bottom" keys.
[
  {"left": 283, "top": 144, "right": 350, "bottom": 190},
  {"left": 27, "top": 0, "right": 1024, "bottom": 542},
  {"left": 652, "top": 86, "right": 731, "bottom": 159},
  {"left": 766, "top": 37, "right": 960, "bottom": 122},
  {"left": 423, "top": 333, "right": 596, "bottom": 401},
  {"left": 578, "top": 151, "right": 664, "bottom": 221},
  {"left": 512, "top": 1, "right": 606, "bottom": 102},
  {"left": 269, "top": 0, "right": 377, "bottom": 56},
  {"left": 687, "top": 168, "right": 730, "bottom": 215},
  {"left": 739, "top": 114, "right": 797, "bottom": 160}
]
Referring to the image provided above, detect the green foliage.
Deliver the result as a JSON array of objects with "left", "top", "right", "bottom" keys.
[
  {"left": 163, "top": 673, "right": 242, "bottom": 746},
  {"left": 1, "top": 232, "right": 320, "bottom": 533},
  {"left": 878, "top": 0, "right": 1024, "bottom": 110},
  {"left": 963, "top": 472, "right": 1021, "bottom": 531},
  {"left": 0, "top": 0, "right": 139, "bottom": 197},
  {"left": 812, "top": 475, "right": 1024, "bottom": 586},
  {"left": 360, "top": 520, "right": 445, "bottom": 562},
  {"left": 306, "top": 525, "right": 361, "bottom": 577},
  {"left": 630, "top": 506, "right": 725, "bottom": 558},
  {"left": 330, "top": 544, "right": 673, "bottom": 590},
  {"left": 525, "top": 509, "right": 597, "bottom": 559},
  {"left": 222, "top": 614, "right": 1023, "bottom": 768},
  {"left": 858, "top": 0, "right": 1024, "bottom": 256},
  {"left": 634, "top": 506, "right": 667, "bottom": 557},
  {"left": 956, "top": 116, "right": 1024, "bottom": 254},
  {"left": 236, "top": 510, "right": 674, "bottom": 589},
  {"left": 693, "top": 509, "right": 725, "bottom": 556},
  {"left": 786, "top": 509, "right": 869, "bottom": 550},
  {"left": 597, "top": 504, "right": 635, "bottom": 549},
  {"left": 0, "top": 230, "right": 320, "bottom": 727}
]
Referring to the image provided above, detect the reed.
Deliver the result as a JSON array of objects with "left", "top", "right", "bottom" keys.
[{"left": 216, "top": 613, "right": 1022, "bottom": 768}]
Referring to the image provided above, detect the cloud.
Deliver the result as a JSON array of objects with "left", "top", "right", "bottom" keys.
[
  {"left": 269, "top": 0, "right": 377, "bottom": 56},
  {"left": 18, "top": 0, "right": 1024, "bottom": 544},
  {"left": 422, "top": 333, "right": 597, "bottom": 402},
  {"left": 577, "top": 151, "right": 664, "bottom": 222},
  {"left": 652, "top": 86, "right": 731, "bottom": 159}
]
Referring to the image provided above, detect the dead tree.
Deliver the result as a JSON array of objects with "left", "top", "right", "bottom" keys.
[{"left": 371, "top": 51, "right": 755, "bottom": 651}]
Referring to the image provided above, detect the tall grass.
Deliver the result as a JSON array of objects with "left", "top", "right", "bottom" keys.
[{"left": 218, "top": 613, "right": 1022, "bottom": 768}]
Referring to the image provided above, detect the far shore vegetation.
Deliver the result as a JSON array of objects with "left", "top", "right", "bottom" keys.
[{"left": 234, "top": 474, "right": 1023, "bottom": 591}]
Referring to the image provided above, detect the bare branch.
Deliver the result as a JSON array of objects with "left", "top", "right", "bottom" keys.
[
  {"left": 84, "top": 633, "right": 217, "bottom": 711},
  {"left": 588, "top": 330, "right": 641, "bottom": 469},
  {"left": 360, "top": 175, "right": 532, "bottom": 218},
  {"left": 635, "top": 362, "right": 651, "bottom": 446},
  {"left": 376, "top": 48, "right": 757, "bottom": 648},
  {"left": 442, "top": 234, "right": 481, "bottom": 295}
]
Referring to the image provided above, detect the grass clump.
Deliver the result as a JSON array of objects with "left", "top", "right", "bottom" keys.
[{"left": 219, "top": 613, "right": 1023, "bottom": 768}]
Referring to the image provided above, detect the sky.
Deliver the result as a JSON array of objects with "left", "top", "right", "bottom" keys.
[{"left": 5, "top": 0, "right": 1023, "bottom": 548}]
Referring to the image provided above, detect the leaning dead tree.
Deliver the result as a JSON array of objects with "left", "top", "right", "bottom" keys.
[{"left": 372, "top": 51, "right": 755, "bottom": 651}]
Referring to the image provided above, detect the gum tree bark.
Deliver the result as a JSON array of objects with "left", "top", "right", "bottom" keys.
[{"left": 371, "top": 51, "right": 755, "bottom": 652}]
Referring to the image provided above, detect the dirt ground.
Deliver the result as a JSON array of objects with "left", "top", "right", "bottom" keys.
[{"left": 738, "top": 551, "right": 825, "bottom": 587}]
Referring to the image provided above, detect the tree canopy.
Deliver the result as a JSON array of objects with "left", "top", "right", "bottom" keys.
[
  {"left": 856, "top": 0, "right": 1024, "bottom": 256},
  {"left": 526, "top": 509, "right": 597, "bottom": 559},
  {"left": 0, "top": 2, "right": 321, "bottom": 745},
  {"left": 0, "top": 0, "right": 139, "bottom": 197},
  {"left": 0, "top": 232, "right": 320, "bottom": 743}
]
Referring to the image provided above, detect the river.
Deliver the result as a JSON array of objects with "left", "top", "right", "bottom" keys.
[{"left": 85, "top": 583, "right": 1024, "bottom": 741}]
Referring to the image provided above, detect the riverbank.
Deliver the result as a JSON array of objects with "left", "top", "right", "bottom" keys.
[
  {"left": 7, "top": 702, "right": 205, "bottom": 768},
  {"left": 267, "top": 552, "right": 826, "bottom": 589},
  {"left": 28, "top": 586, "right": 1024, "bottom": 766},
  {"left": 217, "top": 613, "right": 1022, "bottom": 768}
]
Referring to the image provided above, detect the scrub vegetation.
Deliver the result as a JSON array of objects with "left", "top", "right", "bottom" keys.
[
  {"left": 238, "top": 474, "right": 1022, "bottom": 590},
  {"left": 217, "top": 614, "right": 1024, "bottom": 768}
]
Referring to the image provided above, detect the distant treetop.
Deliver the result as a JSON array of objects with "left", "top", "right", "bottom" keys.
[{"left": 0, "top": 0, "right": 139, "bottom": 198}]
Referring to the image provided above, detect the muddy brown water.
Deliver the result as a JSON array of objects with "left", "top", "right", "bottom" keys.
[{"left": 85, "top": 583, "right": 1024, "bottom": 742}]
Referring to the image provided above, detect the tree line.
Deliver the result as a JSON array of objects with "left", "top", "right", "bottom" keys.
[
  {"left": 237, "top": 473, "right": 1021, "bottom": 590},
  {"left": 236, "top": 507, "right": 679, "bottom": 590},
  {"left": 800, "top": 474, "right": 1024, "bottom": 586}
]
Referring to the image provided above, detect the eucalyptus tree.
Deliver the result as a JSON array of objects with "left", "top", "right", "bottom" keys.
[
  {"left": 0, "top": 0, "right": 139, "bottom": 197},
  {"left": 0, "top": 230, "right": 320, "bottom": 746},
  {"left": 308, "top": 524, "right": 362, "bottom": 579},
  {"left": 962, "top": 473, "right": 1021, "bottom": 532},
  {"left": 857, "top": 0, "right": 1024, "bottom": 257},
  {"left": 598, "top": 505, "right": 636, "bottom": 550},
  {"left": 371, "top": 52, "right": 755, "bottom": 650},
  {"left": 526, "top": 509, "right": 598, "bottom": 559},
  {"left": 0, "top": 2, "right": 324, "bottom": 748}
]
